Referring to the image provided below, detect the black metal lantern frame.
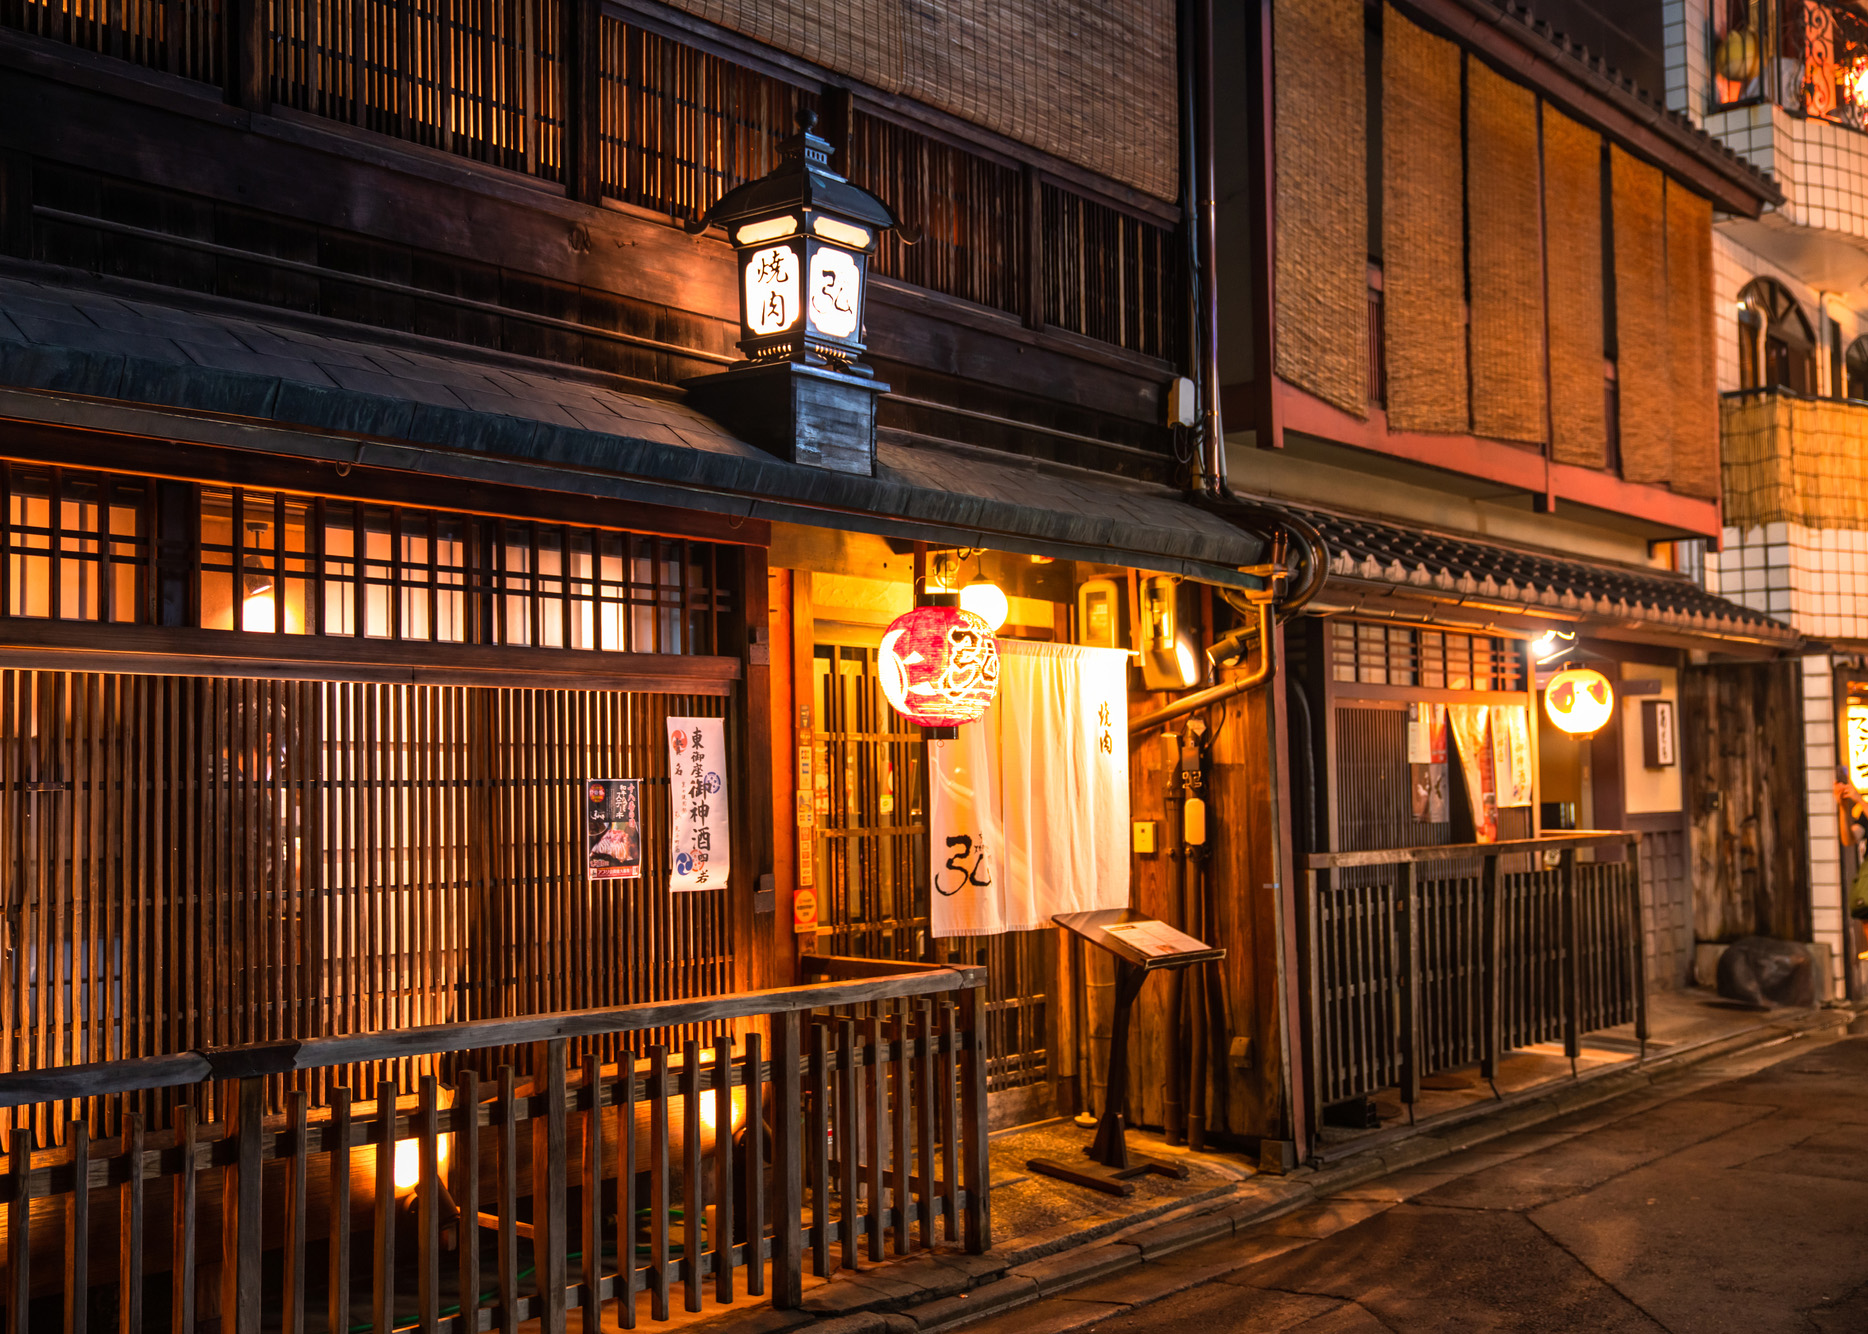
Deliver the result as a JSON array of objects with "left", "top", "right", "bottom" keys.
[
  {"left": 682, "top": 110, "right": 906, "bottom": 476},
  {"left": 689, "top": 109, "right": 900, "bottom": 373}
]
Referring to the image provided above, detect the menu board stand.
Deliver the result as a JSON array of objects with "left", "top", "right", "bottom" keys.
[{"left": 1028, "top": 909, "right": 1226, "bottom": 1196}]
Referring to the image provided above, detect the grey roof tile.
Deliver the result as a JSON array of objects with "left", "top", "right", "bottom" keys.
[{"left": 176, "top": 342, "right": 338, "bottom": 386}]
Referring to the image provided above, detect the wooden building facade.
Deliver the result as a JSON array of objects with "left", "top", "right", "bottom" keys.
[
  {"left": 1212, "top": 0, "right": 1801, "bottom": 1149},
  {"left": 0, "top": 0, "right": 1322, "bottom": 1324}
]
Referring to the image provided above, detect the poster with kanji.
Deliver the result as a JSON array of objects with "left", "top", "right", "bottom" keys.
[
  {"left": 1446, "top": 703, "right": 1497, "bottom": 842},
  {"left": 585, "top": 778, "right": 642, "bottom": 880},
  {"left": 1408, "top": 702, "right": 1449, "bottom": 823},
  {"left": 1492, "top": 704, "right": 1534, "bottom": 807},
  {"left": 668, "top": 716, "right": 730, "bottom": 892}
]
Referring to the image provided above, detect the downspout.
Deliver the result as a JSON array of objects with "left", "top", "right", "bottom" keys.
[{"left": 1194, "top": 0, "right": 1227, "bottom": 497}]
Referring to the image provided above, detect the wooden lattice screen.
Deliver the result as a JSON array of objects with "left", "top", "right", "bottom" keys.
[{"left": 0, "top": 668, "right": 732, "bottom": 1141}]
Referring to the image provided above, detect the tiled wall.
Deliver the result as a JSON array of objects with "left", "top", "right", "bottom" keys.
[
  {"left": 1706, "top": 521, "right": 1868, "bottom": 642},
  {"left": 1663, "top": 0, "right": 1709, "bottom": 124},
  {"left": 1801, "top": 654, "right": 1845, "bottom": 995}
]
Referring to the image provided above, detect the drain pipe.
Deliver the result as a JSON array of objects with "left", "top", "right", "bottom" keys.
[{"left": 1193, "top": 0, "right": 1226, "bottom": 498}]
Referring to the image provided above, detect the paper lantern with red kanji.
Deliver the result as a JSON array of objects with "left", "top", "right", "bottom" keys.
[
  {"left": 1545, "top": 666, "right": 1614, "bottom": 736},
  {"left": 879, "top": 606, "right": 1000, "bottom": 727}
]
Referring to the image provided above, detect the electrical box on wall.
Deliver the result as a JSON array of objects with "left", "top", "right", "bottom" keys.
[
  {"left": 1132, "top": 820, "right": 1158, "bottom": 854},
  {"left": 1167, "top": 376, "right": 1198, "bottom": 427},
  {"left": 1077, "top": 577, "right": 1125, "bottom": 649}
]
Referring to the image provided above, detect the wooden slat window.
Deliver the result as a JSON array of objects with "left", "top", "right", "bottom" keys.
[
  {"left": 0, "top": 464, "right": 150, "bottom": 624},
  {"left": 1041, "top": 182, "right": 1182, "bottom": 361},
  {"left": 597, "top": 18, "right": 808, "bottom": 221},
  {"left": 194, "top": 484, "right": 731, "bottom": 652},
  {"left": 846, "top": 111, "right": 1023, "bottom": 316},
  {"left": 269, "top": 0, "right": 565, "bottom": 180},
  {"left": 0, "top": 0, "right": 221, "bottom": 84},
  {"left": 1330, "top": 620, "right": 1525, "bottom": 693}
]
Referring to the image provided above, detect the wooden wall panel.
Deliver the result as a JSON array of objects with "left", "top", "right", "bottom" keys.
[
  {"left": 1612, "top": 146, "right": 1672, "bottom": 486},
  {"left": 1273, "top": 0, "right": 1369, "bottom": 419},
  {"left": 0, "top": 669, "right": 735, "bottom": 1141},
  {"left": 1667, "top": 182, "right": 1720, "bottom": 499},
  {"left": 1543, "top": 108, "right": 1608, "bottom": 468},
  {"left": 1682, "top": 661, "right": 1809, "bottom": 943},
  {"left": 1466, "top": 61, "right": 1546, "bottom": 445},
  {"left": 1383, "top": 8, "right": 1467, "bottom": 434}
]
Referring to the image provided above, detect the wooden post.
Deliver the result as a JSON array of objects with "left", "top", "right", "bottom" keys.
[
  {"left": 119, "top": 1115, "right": 143, "bottom": 1334},
  {"left": 1398, "top": 864, "right": 1422, "bottom": 1105},
  {"left": 417, "top": 1075, "right": 442, "bottom": 1332},
  {"left": 538, "top": 1038, "right": 570, "bottom": 1333},
  {"left": 1303, "top": 867, "right": 1324, "bottom": 1150},
  {"left": 283, "top": 1094, "right": 308, "bottom": 1334},
  {"left": 327, "top": 1090, "right": 352, "bottom": 1334},
  {"left": 1628, "top": 837, "right": 1649, "bottom": 1053},
  {"left": 1481, "top": 852, "right": 1503, "bottom": 1079},
  {"left": 373, "top": 1081, "right": 398, "bottom": 1334},
  {"left": 559, "top": 0, "right": 600, "bottom": 203},
  {"left": 64, "top": 1120, "right": 88, "bottom": 1334},
  {"left": 172, "top": 1106, "right": 199, "bottom": 1334},
  {"left": 771, "top": 1009, "right": 803, "bottom": 1308},
  {"left": 1560, "top": 848, "right": 1580, "bottom": 1061},
  {"left": 7, "top": 1124, "right": 30, "bottom": 1334},
  {"left": 225, "top": 0, "right": 267, "bottom": 110},
  {"left": 958, "top": 984, "right": 990, "bottom": 1254},
  {"left": 222, "top": 1076, "right": 265, "bottom": 1334}
]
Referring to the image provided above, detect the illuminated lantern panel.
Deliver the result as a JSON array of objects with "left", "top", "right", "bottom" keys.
[
  {"left": 1545, "top": 666, "right": 1615, "bottom": 736},
  {"left": 879, "top": 606, "right": 1001, "bottom": 727}
]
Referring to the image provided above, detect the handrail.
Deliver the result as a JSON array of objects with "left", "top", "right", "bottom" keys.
[
  {"left": 1306, "top": 829, "right": 1637, "bottom": 871},
  {"left": 0, "top": 965, "right": 987, "bottom": 1109}
]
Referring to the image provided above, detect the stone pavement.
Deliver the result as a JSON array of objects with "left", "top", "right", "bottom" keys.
[{"left": 952, "top": 1016, "right": 1868, "bottom": 1334}]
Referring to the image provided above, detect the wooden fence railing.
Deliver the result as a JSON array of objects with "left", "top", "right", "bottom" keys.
[
  {"left": 0, "top": 959, "right": 990, "bottom": 1333},
  {"left": 1304, "top": 832, "right": 1648, "bottom": 1122}
]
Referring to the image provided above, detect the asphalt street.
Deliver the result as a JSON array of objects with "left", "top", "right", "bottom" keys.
[{"left": 976, "top": 1021, "right": 1868, "bottom": 1334}]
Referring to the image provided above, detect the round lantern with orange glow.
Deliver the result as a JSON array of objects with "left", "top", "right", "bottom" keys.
[
  {"left": 879, "top": 605, "right": 1000, "bottom": 727},
  {"left": 1544, "top": 665, "right": 1615, "bottom": 737}
]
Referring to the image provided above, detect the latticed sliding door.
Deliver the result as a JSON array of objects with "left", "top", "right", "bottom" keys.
[
  {"left": 812, "top": 643, "right": 1050, "bottom": 1096},
  {"left": 0, "top": 667, "right": 732, "bottom": 1138}
]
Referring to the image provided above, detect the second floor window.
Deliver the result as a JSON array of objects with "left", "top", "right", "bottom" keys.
[{"left": 1737, "top": 277, "right": 1816, "bottom": 394}]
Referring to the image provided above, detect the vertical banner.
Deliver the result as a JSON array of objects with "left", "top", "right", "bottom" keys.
[
  {"left": 1446, "top": 703, "right": 1497, "bottom": 842},
  {"left": 585, "top": 778, "right": 642, "bottom": 880},
  {"left": 930, "top": 641, "right": 1130, "bottom": 937},
  {"left": 1408, "top": 702, "right": 1450, "bottom": 823},
  {"left": 1492, "top": 704, "right": 1534, "bottom": 807},
  {"left": 668, "top": 716, "right": 730, "bottom": 892}
]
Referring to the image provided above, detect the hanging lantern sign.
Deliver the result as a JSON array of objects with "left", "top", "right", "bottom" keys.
[
  {"left": 1545, "top": 666, "right": 1615, "bottom": 736},
  {"left": 879, "top": 606, "right": 1000, "bottom": 727}
]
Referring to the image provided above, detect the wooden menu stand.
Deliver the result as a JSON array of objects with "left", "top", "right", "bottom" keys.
[{"left": 1028, "top": 909, "right": 1226, "bottom": 1196}]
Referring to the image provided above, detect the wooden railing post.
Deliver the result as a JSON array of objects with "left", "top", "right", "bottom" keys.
[
  {"left": 372, "top": 1080, "right": 397, "bottom": 1334},
  {"left": 1481, "top": 852, "right": 1502, "bottom": 1079},
  {"left": 1398, "top": 863, "right": 1422, "bottom": 1105},
  {"left": 958, "top": 984, "right": 990, "bottom": 1254},
  {"left": 1560, "top": 848, "right": 1580, "bottom": 1061},
  {"left": 537, "top": 1038, "right": 570, "bottom": 1334},
  {"left": 771, "top": 1010, "right": 804, "bottom": 1308},
  {"left": 1628, "top": 837, "right": 1649, "bottom": 1055},
  {"left": 222, "top": 1076, "right": 264, "bottom": 1334},
  {"left": 7, "top": 1123, "right": 30, "bottom": 1334},
  {"left": 65, "top": 1119, "right": 88, "bottom": 1334},
  {"left": 1303, "top": 867, "right": 1323, "bottom": 1147}
]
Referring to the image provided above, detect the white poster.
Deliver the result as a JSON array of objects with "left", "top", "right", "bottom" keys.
[
  {"left": 668, "top": 716, "right": 729, "bottom": 892},
  {"left": 930, "top": 641, "right": 1130, "bottom": 936}
]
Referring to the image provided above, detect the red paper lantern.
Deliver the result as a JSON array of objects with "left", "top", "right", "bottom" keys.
[
  {"left": 1545, "top": 666, "right": 1614, "bottom": 735},
  {"left": 879, "top": 606, "right": 1000, "bottom": 727}
]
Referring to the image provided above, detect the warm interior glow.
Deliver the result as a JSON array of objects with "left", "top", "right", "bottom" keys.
[
  {"left": 734, "top": 215, "right": 798, "bottom": 245},
  {"left": 393, "top": 1131, "right": 450, "bottom": 1193},
  {"left": 812, "top": 215, "right": 872, "bottom": 249},
  {"left": 959, "top": 579, "right": 1009, "bottom": 631},
  {"left": 241, "top": 586, "right": 276, "bottom": 633}
]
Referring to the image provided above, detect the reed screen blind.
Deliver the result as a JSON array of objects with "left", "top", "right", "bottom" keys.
[
  {"left": 1542, "top": 107, "right": 1608, "bottom": 468},
  {"left": 1665, "top": 181, "right": 1719, "bottom": 498},
  {"left": 1611, "top": 146, "right": 1671, "bottom": 487},
  {"left": 1274, "top": 0, "right": 1368, "bottom": 419},
  {"left": 1465, "top": 61, "right": 1546, "bottom": 445},
  {"left": 1381, "top": 5, "right": 1467, "bottom": 435},
  {"left": 656, "top": 0, "right": 1179, "bottom": 201}
]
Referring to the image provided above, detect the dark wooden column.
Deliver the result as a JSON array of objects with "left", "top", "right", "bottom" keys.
[{"left": 561, "top": 0, "right": 602, "bottom": 205}]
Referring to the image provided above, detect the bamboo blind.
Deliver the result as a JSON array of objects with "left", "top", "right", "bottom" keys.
[
  {"left": 1542, "top": 106, "right": 1607, "bottom": 468},
  {"left": 1273, "top": 0, "right": 1368, "bottom": 419},
  {"left": 1666, "top": 181, "right": 1719, "bottom": 499},
  {"left": 1720, "top": 391, "right": 1868, "bottom": 529},
  {"left": 1611, "top": 146, "right": 1671, "bottom": 486},
  {"left": 660, "top": 0, "right": 1179, "bottom": 201},
  {"left": 1466, "top": 60, "right": 1546, "bottom": 445},
  {"left": 0, "top": 669, "right": 732, "bottom": 1139},
  {"left": 1381, "top": 7, "right": 1466, "bottom": 434}
]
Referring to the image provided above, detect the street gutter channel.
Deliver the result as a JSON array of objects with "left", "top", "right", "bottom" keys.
[{"left": 695, "top": 1003, "right": 1856, "bottom": 1334}]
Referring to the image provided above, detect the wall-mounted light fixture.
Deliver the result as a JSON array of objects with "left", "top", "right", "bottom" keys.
[{"left": 1139, "top": 574, "right": 1200, "bottom": 692}]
